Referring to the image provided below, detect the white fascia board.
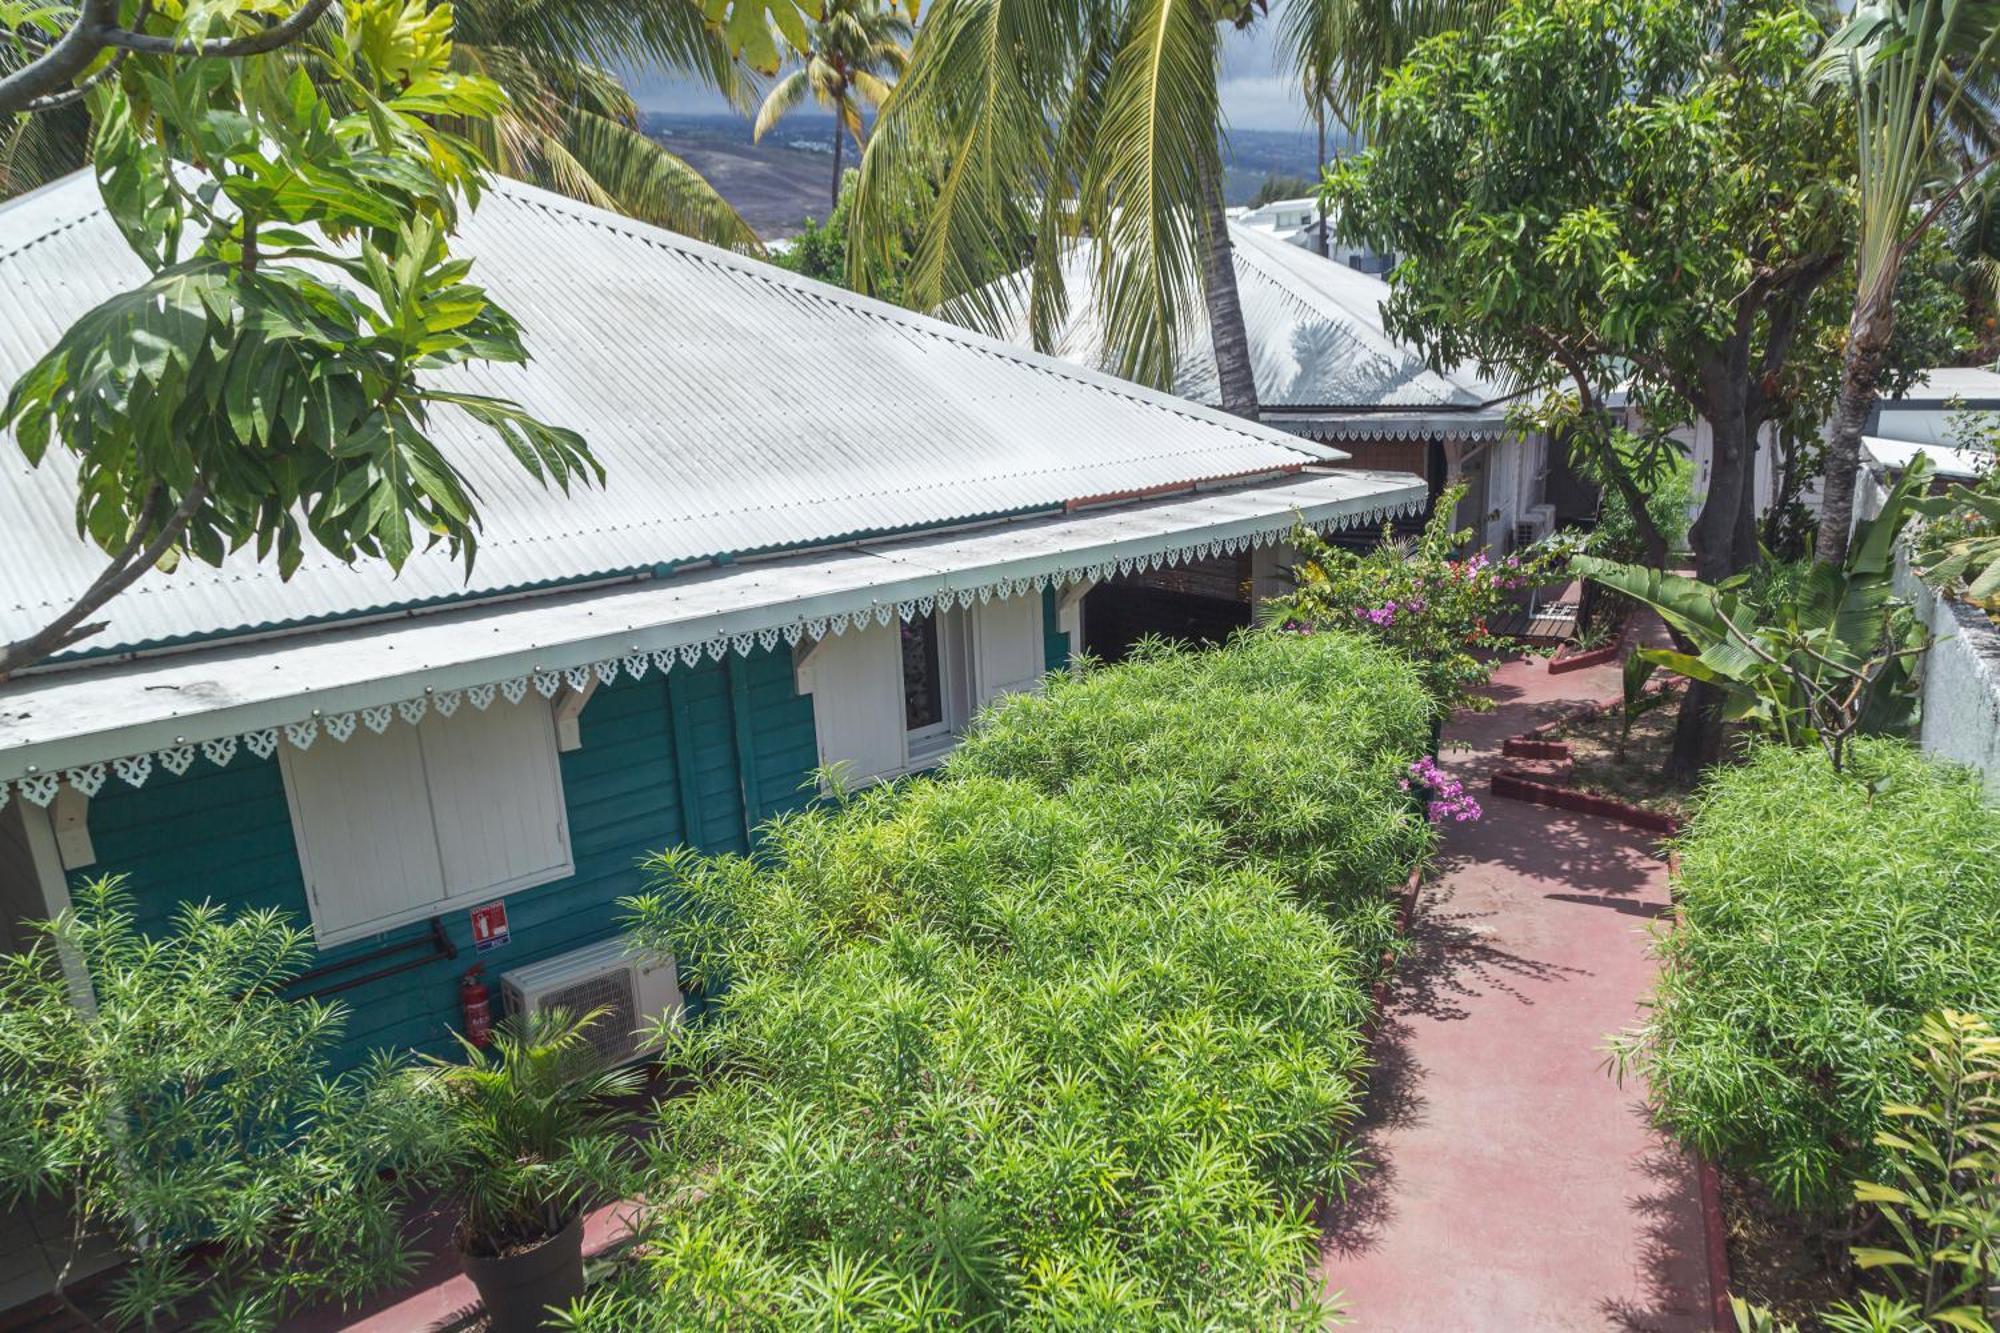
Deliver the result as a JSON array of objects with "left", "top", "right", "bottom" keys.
[{"left": 0, "top": 469, "right": 1424, "bottom": 781}]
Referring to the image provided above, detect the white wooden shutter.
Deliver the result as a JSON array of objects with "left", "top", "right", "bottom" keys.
[
  {"left": 798, "top": 622, "right": 906, "bottom": 783},
  {"left": 422, "top": 696, "right": 573, "bottom": 899},
  {"left": 280, "top": 724, "right": 445, "bottom": 946},
  {"left": 971, "top": 596, "right": 1046, "bottom": 709}
]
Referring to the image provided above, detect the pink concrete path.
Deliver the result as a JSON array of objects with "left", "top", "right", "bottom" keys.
[{"left": 1318, "top": 650, "right": 1712, "bottom": 1331}]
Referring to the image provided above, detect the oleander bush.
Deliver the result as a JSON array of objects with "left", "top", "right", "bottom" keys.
[
  {"left": 1620, "top": 739, "right": 2000, "bottom": 1212},
  {"left": 580, "top": 631, "right": 1433, "bottom": 1330}
]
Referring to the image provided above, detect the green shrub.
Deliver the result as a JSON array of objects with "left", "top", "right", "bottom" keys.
[
  {"left": 1623, "top": 739, "right": 2000, "bottom": 1212},
  {"left": 950, "top": 629, "right": 1435, "bottom": 927},
  {"left": 582, "top": 631, "right": 1432, "bottom": 1330}
]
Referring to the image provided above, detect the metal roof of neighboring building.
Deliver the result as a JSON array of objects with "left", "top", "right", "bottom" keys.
[
  {"left": 1862, "top": 435, "right": 1994, "bottom": 481},
  {"left": 1886, "top": 366, "right": 2000, "bottom": 403},
  {"left": 0, "top": 171, "right": 1362, "bottom": 660},
  {"left": 986, "top": 221, "right": 1515, "bottom": 428}
]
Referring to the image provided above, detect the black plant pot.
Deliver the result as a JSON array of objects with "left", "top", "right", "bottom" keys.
[{"left": 462, "top": 1212, "right": 585, "bottom": 1333}]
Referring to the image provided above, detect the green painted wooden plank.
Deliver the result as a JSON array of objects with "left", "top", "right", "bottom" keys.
[
  {"left": 724, "top": 660, "right": 760, "bottom": 836},
  {"left": 663, "top": 668, "right": 721, "bottom": 854}
]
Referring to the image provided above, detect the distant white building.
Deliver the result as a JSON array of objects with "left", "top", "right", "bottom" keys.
[
  {"left": 990, "top": 221, "right": 1562, "bottom": 557},
  {"left": 1230, "top": 197, "right": 1391, "bottom": 274}
]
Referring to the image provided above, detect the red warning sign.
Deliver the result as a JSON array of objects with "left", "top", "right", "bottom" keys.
[{"left": 470, "top": 901, "right": 511, "bottom": 954}]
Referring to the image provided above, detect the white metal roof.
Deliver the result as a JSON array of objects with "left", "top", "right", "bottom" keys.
[
  {"left": 0, "top": 468, "right": 1424, "bottom": 791},
  {"left": 1862, "top": 435, "right": 1994, "bottom": 481},
  {"left": 984, "top": 221, "right": 1514, "bottom": 428},
  {"left": 0, "top": 171, "right": 1360, "bottom": 658},
  {"left": 1885, "top": 366, "right": 2000, "bottom": 404}
]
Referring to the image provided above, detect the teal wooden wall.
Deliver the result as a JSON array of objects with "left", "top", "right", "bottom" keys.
[
  {"left": 82, "top": 647, "right": 817, "bottom": 1072},
  {"left": 1042, "top": 586, "right": 1069, "bottom": 674}
]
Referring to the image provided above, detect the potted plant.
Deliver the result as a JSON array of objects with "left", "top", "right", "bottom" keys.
[{"left": 413, "top": 1007, "right": 643, "bottom": 1333}]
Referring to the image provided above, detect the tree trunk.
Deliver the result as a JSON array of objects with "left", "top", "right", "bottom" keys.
[
  {"left": 1200, "top": 158, "right": 1259, "bottom": 420},
  {"left": 830, "top": 115, "right": 844, "bottom": 213},
  {"left": 1813, "top": 287, "right": 1898, "bottom": 567},
  {"left": 1314, "top": 110, "right": 1329, "bottom": 259},
  {"left": 1666, "top": 362, "right": 1756, "bottom": 783}
]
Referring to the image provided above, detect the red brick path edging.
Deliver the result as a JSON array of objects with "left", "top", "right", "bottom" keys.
[
  {"left": 1547, "top": 613, "right": 1633, "bottom": 675},
  {"left": 1489, "top": 768, "right": 1681, "bottom": 835},
  {"left": 1662, "top": 849, "right": 1735, "bottom": 1333}
]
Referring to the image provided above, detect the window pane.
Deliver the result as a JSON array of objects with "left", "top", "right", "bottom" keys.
[{"left": 902, "top": 613, "right": 945, "bottom": 731}]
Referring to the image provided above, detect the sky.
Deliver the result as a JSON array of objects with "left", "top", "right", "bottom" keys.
[{"left": 628, "top": 24, "right": 1311, "bottom": 134}]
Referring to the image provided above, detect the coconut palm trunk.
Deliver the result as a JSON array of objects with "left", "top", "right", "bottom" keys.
[
  {"left": 1812, "top": 0, "right": 2000, "bottom": 567},
  {"left": 1314, "top": 106, "right": 1329, "bottom": 258},
  {"left": 1201, "top": 159, "right": 1258, "bottom": 420},
  {"left": 831, "top": 112, "right": 845, "bottom": 210}
]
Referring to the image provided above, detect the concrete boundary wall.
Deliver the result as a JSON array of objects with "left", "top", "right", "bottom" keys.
[{"left": 1897, "top": 554, "right": 2000, "bottom": 800}]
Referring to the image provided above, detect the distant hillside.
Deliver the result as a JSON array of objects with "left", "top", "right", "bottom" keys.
[
  {"left": 642, "top": 112, "right": 1353, "bottom": 242},
  {"left": 641, "top": 113, "right": 845, "bottom": 241}
]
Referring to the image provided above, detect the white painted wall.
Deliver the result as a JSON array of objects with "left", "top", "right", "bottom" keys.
[{"left": 1897, "top": 555, "right": 2000, "bottom": 801}]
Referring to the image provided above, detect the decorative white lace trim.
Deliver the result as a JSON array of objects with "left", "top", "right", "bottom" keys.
[{"left": 0, "top": 497, "right": 1418, "bottom": 807}]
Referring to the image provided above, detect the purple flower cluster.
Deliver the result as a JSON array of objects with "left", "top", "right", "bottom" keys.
[
  {"left": 1405, "top": 755, "right": 1483, "bottom": 825},
  {"left": 1354, "top": 597, "right": 1427, "bottom": 628}
]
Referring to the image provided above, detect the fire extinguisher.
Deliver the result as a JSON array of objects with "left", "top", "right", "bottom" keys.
[{"left": 460, "top": 965, "right": 492, "bottom": 1047}]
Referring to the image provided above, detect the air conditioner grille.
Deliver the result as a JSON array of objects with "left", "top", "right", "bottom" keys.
[{"left": 538, "top": 970, "right": 639, "bottom": 1064}]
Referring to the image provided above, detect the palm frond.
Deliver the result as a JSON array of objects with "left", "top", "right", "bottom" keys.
[
  {"left": 1082, "top": 0, "right": 1219, "bottom": 390},
  {"left": 452, "top": 0, "right": 754, "bottom": 111},
  {"left": 754, "top": 66, "right": 814, "bottom": 140},
  {"left": 1277, "top": 0, "right": 1505, "bottom": 130},
  {"left": 2, "top": 97, "right": 87, "bottom": 198},
  {"left": 853, "top": 0, "right": 1090, "bottom": 323},
  {"left": 561, "top": 108, "right": 762, "bottom": 252}
]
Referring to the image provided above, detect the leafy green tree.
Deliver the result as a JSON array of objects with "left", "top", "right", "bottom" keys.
[
  {"left": 5, "top": 0, "right": 763, "bottom": 241},
  {"left": 771, "top": 167, "right": 910, "bottom": 302},
  {"left": 1, "top": 0, "right": 336, "bottom": 118},
  {"left": 0, "top": 0, "right": 604, "bottom": 679},
  {"left": 1330, "top": 0, "right": 1854, "bottom": 579},
  {"left": 1577, "top": 458, "right": 1931, "bottom": 773},
  {"left": 753, "top": 0, "right": 909, "bottom": 212},
  {"left": 1325, "top": 0, "right": 1861, "bottom": 774},
  {"left": 0, "top": 877, "right": 451, "bottom": 1331},
  {"left": 1810, "top": 0, "right": 2000, "bottom": 567},
  {"left": 847, "top": 0, "right": 1498, "bottom": 419}
]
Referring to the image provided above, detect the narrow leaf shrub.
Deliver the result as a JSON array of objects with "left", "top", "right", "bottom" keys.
[
  {"left": 586, "top": 631, "right": 1433, "bottom": 1330},
  {"left": 1624, "top": 739, "right": 2000, "bottom": 1211}
]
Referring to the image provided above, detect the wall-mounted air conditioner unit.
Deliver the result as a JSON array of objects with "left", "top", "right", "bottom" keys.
[{"left": 499, "top": 936, "right": 684, "bottom": 1066}]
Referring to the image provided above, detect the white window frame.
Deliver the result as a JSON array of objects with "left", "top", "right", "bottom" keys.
[
  {"left": 903, "top": 607, "right": 973, "bottom": 767},
  {"left": 279, "top": 700, "right": 574, "bottom": 948}
]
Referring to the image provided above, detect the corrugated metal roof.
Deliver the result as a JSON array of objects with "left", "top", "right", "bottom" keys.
[
  {"left": 0, "top": 172, "right": 1356, "bottom": 658},
  {"left": 0, "top": 468, "right": 1425, "bottom": 782},
  {"left": 989, "top": 221, "right": 1513, "bottom": 417}
]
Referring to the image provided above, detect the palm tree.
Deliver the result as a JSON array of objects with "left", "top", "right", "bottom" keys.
[
  {"left": 849, "top": 0, "right": 1499, "bottom": 420},
  {"left": 2, "top": 0, "right": 763, "bottom": 253},
  {"left": 1812, "top": 0, "right": 2000, "bottom": 565},
  {"left": 446, "top": 0, "right": 761, "bottom": 250},
  {"left": 753, "top": 0, "right": 911, "bottom": 212}
]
